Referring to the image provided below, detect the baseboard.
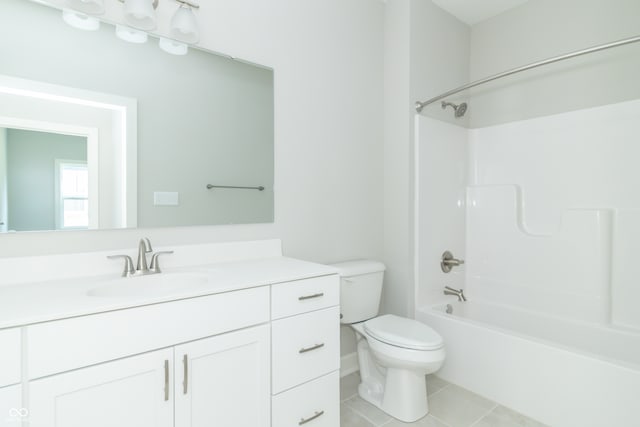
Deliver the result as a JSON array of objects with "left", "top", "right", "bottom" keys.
[{"left": 340, "top": 352, "right": 359, "bottom": 377}]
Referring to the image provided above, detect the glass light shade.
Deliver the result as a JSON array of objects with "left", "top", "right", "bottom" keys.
[
  {"left": 159, "top": 38, "right": 189, "bottom": 56},
  {"left": 170, "top": 5, "right": 199, "bottom": 43},
  {"left": 66, "top": 0, "right": 104, "bottom": 15},
  {"left": 123, "top": 0, "right": 156, "bottom": 30},
  {"left": 115, "top": 25, "right": 148, "bottom": 43},
  {"left": 62, "top": 10, "right": 100, "bottom": 31}
]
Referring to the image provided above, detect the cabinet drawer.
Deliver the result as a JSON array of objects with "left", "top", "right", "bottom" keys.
[
  {"left": 272, "top": 306, "right": 339, "bottom": 394},
  {"left": 272, "top": 371, "right": 339, "bottom": 427},
  {"left": 0, "top": 328, "right": 21, "bottom": 388},
  {"left": 27, "top": 286, "right": 269, "bottom": 379},
  {"left": 271, "top": 275, "right": 339, "bottom": 320}
]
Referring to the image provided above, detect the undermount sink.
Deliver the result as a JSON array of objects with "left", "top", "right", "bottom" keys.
[{"left": 87, "top": 271, "right": 210, "bottom": 298}]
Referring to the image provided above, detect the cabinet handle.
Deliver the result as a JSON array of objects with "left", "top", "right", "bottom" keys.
[
  {"left": 164, "top": 360, "right": 169, "bottom": 401},
  {"left": 299, "top": 410, "right": 325, "bottom": 425},
  {"left": 183, "top": 354, "right": 188, "bottom": 394},
  {"left": 299, "top": 343, "right": 325, "bottom": 354},
  {"left": 298, "top": 293, "right": 324, "bottom": 301}
]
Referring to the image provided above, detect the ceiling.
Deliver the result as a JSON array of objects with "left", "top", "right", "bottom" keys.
[{"left": 431, "top": 0, "right": 529, "bottom": 25}]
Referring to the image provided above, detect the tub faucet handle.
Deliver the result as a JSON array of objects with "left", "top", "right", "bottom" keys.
[{"left": 441, "top": 251, "right": 465, "bottom": 273}]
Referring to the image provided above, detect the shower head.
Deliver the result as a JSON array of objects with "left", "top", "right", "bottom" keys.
[{"left": 441, "top": 101, "right": 468, "bottom": 118}]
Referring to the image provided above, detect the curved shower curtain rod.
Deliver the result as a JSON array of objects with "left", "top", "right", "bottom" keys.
[{"left": 415, "top": 34, "right": 640, "bottom": 113}]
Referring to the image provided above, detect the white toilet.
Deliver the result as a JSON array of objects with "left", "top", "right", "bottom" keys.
[{"left": 331, "top": 260, "right": 445, "bottom": 423}]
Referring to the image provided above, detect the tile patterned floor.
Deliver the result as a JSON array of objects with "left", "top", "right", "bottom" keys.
[{"left": 340, "top": 372, "right": 548, "bottom": 427}]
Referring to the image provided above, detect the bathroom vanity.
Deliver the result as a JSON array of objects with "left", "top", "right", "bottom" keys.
[{"left": 0, "top": 239, "right": 339, "bottom": 427}]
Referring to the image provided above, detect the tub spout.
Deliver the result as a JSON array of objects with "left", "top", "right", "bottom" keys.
[{"left": 444, "top": 286, "right": 466, "bottom": 302}]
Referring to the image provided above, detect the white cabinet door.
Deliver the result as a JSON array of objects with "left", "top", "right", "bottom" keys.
[
  {"left": 175, "top": 325, "right": 270, "bottom": 427},
  {"left": 0, "top": 385, "right": 22, "bottom": 427},
  {"left": 28, "top": 349, "right": 173, "bottom": 427}
]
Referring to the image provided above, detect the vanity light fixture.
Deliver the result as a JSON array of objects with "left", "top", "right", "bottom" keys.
[
  {"left": 159, "top": 37, "right": 189, "bottom": 55},
  {"left": 115, "top": 24, "right": 149, "bottom": 43},
  {"left": 62, "top": 9, "right": 101, "bottom": 31},
  {"left": 121, "top": 0, "right": 159, "bottom": 30},
  {"left": 170, "top": 0, "right": 200, "bottom": 43},
  {"left": 65, "top": 0, "right": 105, "bottom": 14}
]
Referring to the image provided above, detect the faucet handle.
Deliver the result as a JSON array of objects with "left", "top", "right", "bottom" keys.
[
  {"left": 107, "top": 255, "right": 135, "bottom": 277},
  {"left": 441, "top": 251, "right": 465, "bottom": 273},
  {"left": 149, "top": 251, "right": 174, "bottom": 273}
]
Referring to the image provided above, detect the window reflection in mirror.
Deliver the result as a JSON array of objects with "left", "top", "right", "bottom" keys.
[{"left": 0, "top": 129, "right": 88, "bottom": 232}]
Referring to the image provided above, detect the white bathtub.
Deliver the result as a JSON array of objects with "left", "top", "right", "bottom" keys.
[{"left": 416, "top": 300, "right": 640, "bottom": 427}]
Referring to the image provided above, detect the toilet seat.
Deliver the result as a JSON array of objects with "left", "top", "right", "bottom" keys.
[{"left": 364, "top": 314, "right": 444, "bottom": 351}]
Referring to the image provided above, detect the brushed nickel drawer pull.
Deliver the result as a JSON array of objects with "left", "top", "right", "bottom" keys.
[
  {"left": 299, "top": 343, "right": 325, "bottom": 354},
  {"left": 298, "top": 293, "right": 324, "bottom": 301},
  {"left": 183, "top": 354, "right": 188, "bottom": 395},
  {"left": 164, "top": 360, "right": 169, "bottom": 401},
  {"left": 299, "top": 410, "right": 325, "bottom": 425}
]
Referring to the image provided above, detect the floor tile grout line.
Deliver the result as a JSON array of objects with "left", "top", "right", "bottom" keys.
[
  {"left": 343, "top": 399, "right": 391, "bottom": 427},
  {"left": 467, "top": 403, "right": 500, "bottom": 427},
  {"left": 341, "top": 391, "right": 358, "bottom": 403},
  {"left": 343, "top": 405, "right": 378, "bottom": 427},
  {"left": 427, "top": 382, "right": 451, "bottom": 399},
  {"left": 429, "top": 413, "right": 453, "bottom": 427}
]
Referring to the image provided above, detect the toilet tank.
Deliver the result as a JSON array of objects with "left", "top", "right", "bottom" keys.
[{"left": 330, "top": 260, "right": 386, "bottom": 324}]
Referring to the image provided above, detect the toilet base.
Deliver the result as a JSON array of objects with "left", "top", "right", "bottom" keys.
[
  {"left": 354, "top": 330, "right": 432, "bottom": 423},
  {"left": 358, "top": 368, "right": 429, "bottom": 423}
]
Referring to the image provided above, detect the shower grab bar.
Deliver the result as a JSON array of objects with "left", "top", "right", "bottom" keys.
[
  {"left": 206, "top": 184, "right": 265, "bottom": 191},
  {"left": 415, "top": 34, "right": 640, "bottom": 113}
]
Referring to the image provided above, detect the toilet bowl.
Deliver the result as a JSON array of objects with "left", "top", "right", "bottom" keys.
[
  {"left": 352, "top": 315, "right": 445, "bottom": 422},
  {"left": 329, "top": 259, "right": 446, "bottom": 422}
]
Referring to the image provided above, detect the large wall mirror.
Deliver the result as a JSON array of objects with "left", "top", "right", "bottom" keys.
[{"left": 0, "top": 0, "right": 274, "bottom": 232}]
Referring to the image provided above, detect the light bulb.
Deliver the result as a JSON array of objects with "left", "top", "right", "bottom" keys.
[
  {"left": 170, "top": 5, "right": 199, "bottom": 43},
  {"left": 159, "top": 38, "right": 189, "bottom": 55},
  {"left": 62, "top": 9, "right": 100, "bottom": 31},
  {"left": 115, "top": 25, "right": 148, "bottom": 43},
  {"left": 123, "top": 0, "right": 156, "bottom": 30}
]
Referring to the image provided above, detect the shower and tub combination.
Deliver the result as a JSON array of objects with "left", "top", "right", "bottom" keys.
[{"left": 414, "top": 35, "right": 640, "bottom": 427}]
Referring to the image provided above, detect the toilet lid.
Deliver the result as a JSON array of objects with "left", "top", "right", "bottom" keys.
[{"left": 364, "top": 315, "right": 444, "bottom": 351}]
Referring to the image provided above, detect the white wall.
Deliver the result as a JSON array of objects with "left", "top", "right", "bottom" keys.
[{"left": 469, "top": 0, "right": 640, "bottom": 127}]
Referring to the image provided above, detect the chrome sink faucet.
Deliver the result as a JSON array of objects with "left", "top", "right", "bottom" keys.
[
  {"left": 108, "top": 238, "right": 174, "bottom": 277},
  {"left": 444, "top": 286, "right": 466, "bottom": 302}
]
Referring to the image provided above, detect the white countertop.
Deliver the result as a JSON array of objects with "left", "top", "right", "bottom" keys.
[{"left": 0, "top": 256, "right": 337, "bottom": 330}]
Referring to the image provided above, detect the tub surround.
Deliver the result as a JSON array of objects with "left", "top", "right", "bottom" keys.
[
  {"left": 415, "top": 99, "right": 640, "bottom": 426},
  {"left": 0, "top": 239, "right": 341, "bottom": 427}
]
